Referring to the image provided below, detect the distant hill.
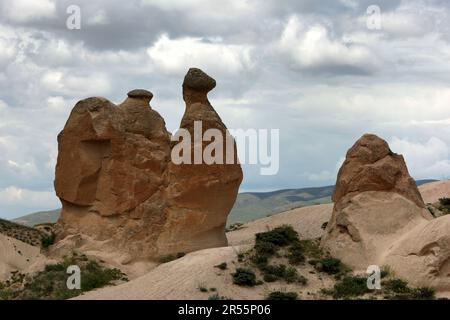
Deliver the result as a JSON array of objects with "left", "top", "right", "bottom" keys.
[
  {"left": 13, "top": 209, "right": 60, "bottom": 227},
  {"left": 227, "top": 185, "right": 334, "bottom": 225},
  {"left": 11, "top": 179, "right": 438, "bottom": 227}
]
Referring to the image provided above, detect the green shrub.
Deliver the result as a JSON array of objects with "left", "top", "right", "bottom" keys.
[
  {"left": 283, "top": 267, "right": 298, "bottom": 283},
  {"left": 316, "top": 257, "right": 344, "bottom": 275},
  {"left": 329, "top": 276, "right": 370, "bottom": 299},
  {"left": 232, "top": 268, "right": 257, "bottom": 287},
  {"left": 287, "top": 243, "right": 305, "bottom": 265},
  {"left": 263, "top": 274, "right": 278, "bottom": 282},
  {"left": 208, "top": 293, "right": 230, "bottom": 300},
  {"left": 254, "top": 240, "right": 277, "bottom": 256},
  {"left": 41, "top": 233, "right": 55, "bottom": 248},
  {"left": 0, "top": 253, "right": 125, "bottom": 300},
  {"left": 384, "top": 279, "right": 410, "bottom": 294},
  {"left": 298, "top": 275, "right": 308, "bottom": 285},
  {"left": 255, "top": 225, "right": 299, "bottom": 247},
  {"left": 266, "top": 291, "right": 298, "bottom": 300},
  {"left": 215, "top": 262, "right": 227, "bottom": 270},
  {"left": 198, "top": 285, "right": 208, "bottom": 293},
  {"left": 413, "top": 287, "right": 435, "bottom": 300},
  {"left": 383, "top": 278, "right": 435, "bottom": 300},
  {"left": 439, "top": 198, "right": 450, "bottom": 206}
]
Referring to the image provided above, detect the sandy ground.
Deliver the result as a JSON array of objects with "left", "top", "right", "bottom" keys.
[
  {"left": 2, "top": 180, "right": 449, "bottom": 299},
  {"left": 419, "top": 180, "right": 450, "bottom": 203},
  {"left": 228, "top": 203, "right": 333, "bottom": 246},
  {"left": 74, "top": 181, "right": 450, "bottom": 300},
  {"left": 76, "top": 204, "right": 334, "bottom": 300},
  {"left": 0, "top": 234, "right": 49, "bottom": 281}
]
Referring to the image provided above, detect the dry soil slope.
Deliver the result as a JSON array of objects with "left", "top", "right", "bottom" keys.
[
  {"left": 75, "top": 204, "right": 334, "bottom": 300},
  {"left": 418, "top": 179, "right": 450, "bottom": 204},
  {"left": 0, "top": 234, "right": 48, "bottom": 281},
  {"left": 74, "top": 180, "right": 450, "bottom": 300}
]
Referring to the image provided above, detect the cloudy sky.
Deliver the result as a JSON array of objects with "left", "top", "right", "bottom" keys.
[{"left": 0, "top": 0, "right": 449, "bottom": 219}]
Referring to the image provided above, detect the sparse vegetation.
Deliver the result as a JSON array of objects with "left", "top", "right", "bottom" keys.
[
  {"left": 382, "top": 278, "right": 435, "bottom": 300},
  {"left": 226, "top": 222, "right": 245, "bottom": 232},
  {"left": 266, "top": 291, "right": 298, "bottom": 300},
  {"left": 324, "top": 275, "right": 371, "bottom": 299},
  {"left": 198, "top": 284, "right": 208, "bottom": 293},
  {"left": 321, "top": 274, "right": 436, "bottom": 300},
  {"left": 0, "top": 218, "right": 45, "bottom": 247},
  {"left": 315, "top": 257, "right": 346, "bottom": 275},
  {"left": 232, "top": 268, "right": 257, "bottom": 287},
  {"left": 41, "top": 233, "right": 55, "bottom": 248},
  {"left": 159, "top": 252, "right": 186, "bottom": 263},
  {"left": 0, "top": 253, "right": 126, "bottom": 300},
  {"left": 208, "top": 293, "right": 231, "bottom": 300},
  {"left": 215, "top": 262, "right": 227, "bottom": 270},
  {"left": 438, "top": 198, "right": 450, "bottom": 214}
]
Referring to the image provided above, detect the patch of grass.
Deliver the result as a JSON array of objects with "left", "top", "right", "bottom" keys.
[
  {"left": 315, "top": 257, "right": 346, "bottom": 275},
  {"left": 383, "top": 278, "right": 435, "bottom": 300},
  {"left": 286, "top": 243, "right": 305, "bottom": 265},
  {"left": 0, "top": 253, "right": 126, "bottom": 300},
  {"left": 439, "top": 198, "right": 450, "bottom": 214},
  {"left": 298, "top": 275, "right": 308, "bottom": 285},
  {"left": 266, "top": 291, "right": 298, "bottom": 300},
  {"left": 198, "top": 285, "right": 208, "bottom": 293},
  {"left": 255, "top": 225, "right": 299, "bottom": 247},
  {"left": 232, "top": 268, "right": 257, "bottom": 287},
  {"left": 41, "top": 233, "right": 55, "bottom": 248},
  {"left": 326, "top": 275, "right": 371, "bottom": 299},
  {"left": 263, "top": 274, "right": 277, "bottom": 283},
  {"left": 215, "top": 262, "right": 227, "bottom": 270},
  {"left": 384, "top": 278, "right": 409, "bottom": 294},
  {"left": 159, "top": 252, "right": 185, "bottom": 263},
  {"left": 208, "top": 293, "right": 231, "bottom": 300}
]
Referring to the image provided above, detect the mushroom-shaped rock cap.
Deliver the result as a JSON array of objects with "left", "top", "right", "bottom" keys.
[
  {"left": 183, "top": 68, "right": 216, "bottom": 92},
  {"left": 127, "top": 89, "right": 153, "bottom": 100}
]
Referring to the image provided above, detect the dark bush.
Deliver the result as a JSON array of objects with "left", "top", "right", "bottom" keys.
[
  {"left": 287, "top": 243, "right": 305, "bottom": 265},
  {"left": 330, "top": 276, "right": 370, "bottom": 299},
  {"left": 439, "top": 198, "right": 450, "bottom": 206},
  {"left": 413, "top": 287, "right": 435, "bottom": 300},
  {"left": 266, "top": 291, "right": 298, "bottom": 300},
  {"left": 41, "top": 233, "right": 55, "bottom": 248},
  {"left": 232, "top": 268, "right": 257, "bottom": 287},
  {"left": 215, "top": 262, "right": 227, "bottom": 270},
  {"left": 384, "top": 278, "right": 410, "bottom": 294},
  {"left": 317, "top": 257, "right": 343, "bottom": 275},
  {"left": 255, "top": 225, "right": 299, "bottom": 247},
  {"left": 263, "top": 274, "right": 278, "bottom": 282}
]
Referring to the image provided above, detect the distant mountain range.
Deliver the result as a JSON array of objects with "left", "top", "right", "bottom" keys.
[{"left": 12, "top": 179, "right": 438, "bottom": 227}]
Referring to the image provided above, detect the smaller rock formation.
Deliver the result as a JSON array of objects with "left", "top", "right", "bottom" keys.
[{"left": 321, "top": 134, "right": 450, "bottom": 291}]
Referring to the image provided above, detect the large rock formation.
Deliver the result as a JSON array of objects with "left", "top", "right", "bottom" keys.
[
  {"left": 321, "top": 134, "right": 450, "bottom": 290},
  {"left": 54, "top": 68, "right": 242, "bottom": 262}
]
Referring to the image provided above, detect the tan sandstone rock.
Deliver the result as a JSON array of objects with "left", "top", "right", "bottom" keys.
[
  {"left": 321, "top": 133, "right": 450, "bottom": 291},
  {"left": 54, "top": 69, "right": 242, "bottom": 262}
]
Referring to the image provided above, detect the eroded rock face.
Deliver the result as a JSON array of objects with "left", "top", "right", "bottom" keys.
[
  {"left": 321, "top": 134, "right": 450, "bottom": 291},
  {"left": 332, "top": 134, "right": 425, "bottom": 208},
  {"left": 55, "top": 69, "right": 242, "bottom": 261}
]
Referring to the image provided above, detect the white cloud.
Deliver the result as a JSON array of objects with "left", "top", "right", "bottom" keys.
[
  {"left": 278, "top": 15, "right": 381, "bottom": 74},
  {"left": 0, "top": 186, "right": 59, "bottom": 217},
  {"left": 87, "top": 9, "right": 109, "bottom": 26},
  {"left": 40, "top": 70, "right": 111, "bottom": 96},
  {"left": 147, "top": 34, "right": 253, "bottom": 75},
  {"left": 1, "top": 0, "right": 56, "bottom": 23},
  {"left": 390, "top": 137, "right": 450, "bottom": 180}
]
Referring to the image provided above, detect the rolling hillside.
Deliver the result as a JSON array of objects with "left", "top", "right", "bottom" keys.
[{"left": 11, "top": 180, "right": 437, "bottom": 227}]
